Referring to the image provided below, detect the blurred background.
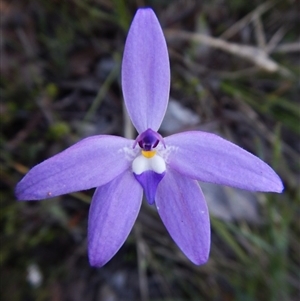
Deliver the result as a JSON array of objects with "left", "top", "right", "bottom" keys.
[{"left": 1, "top": 0, "right": 299, "bottom": 300}]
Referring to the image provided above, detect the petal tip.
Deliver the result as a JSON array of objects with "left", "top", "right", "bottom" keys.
[
  {"left": 268, "top": 172, "right": 284, "bottom": 193},
  {"left": 189, "top": 236, "right": 211, "bottom": 266},
  {"left": 191, "top": 254, "right": 210, "bottom": 266},
  {"left": 15, "top": 179, "right": 52, "bottom": 201},
  {"left": 15, "top": 182, "right": 28, "bottom": 201},
  {"left": 136, "top": 7, "right": 155, "bottom": 14},
  {"left": 88, "top": 244, "right": 111, "bottom": 268},
  {"left": 275, "top": 181, "right": 284, "bottom": 193},
  {"left": 88, "top": 254, "right": 106, "bottom": 268}
]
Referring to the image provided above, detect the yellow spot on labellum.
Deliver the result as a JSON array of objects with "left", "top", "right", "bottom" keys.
[{"left": 142, "top": 150, "right": 156, "bottom": 158}]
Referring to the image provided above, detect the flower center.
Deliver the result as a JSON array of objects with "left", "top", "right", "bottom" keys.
[
  {"left": 141, "top": 150, "right": 156, "bottom": 158},
  {"left": 132, "top": 128, "right": 166, "bottom": 205},
  {"left": 133, "top": 128, "right": 165, "bottom": 151}
]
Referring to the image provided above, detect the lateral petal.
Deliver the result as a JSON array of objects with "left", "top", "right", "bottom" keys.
[
  {"left": 122, "top": 8, "right": 170, "bottom": 133},
  {"left": 156, "top": 169, "right": 210, "bottom": 265},
  {"left": 88, "top": 170, "right": 143, "bottom": 267},
  {"left": 164, "top": 131, "right": 283, "bottom": 192},
  {"left": 16, "top": 136, "right": 135, "bottom": 200}
]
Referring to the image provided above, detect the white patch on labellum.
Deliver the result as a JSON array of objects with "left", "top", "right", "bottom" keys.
[{"left": 132, "top": 154, "right": 166, "bottom": 175}]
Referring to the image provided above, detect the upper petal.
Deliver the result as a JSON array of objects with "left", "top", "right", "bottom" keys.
[
  {"left": 164, "top": 131, "right": 283, "bottom": 192},
  {"left": 16, "top": 135, "right": 135, "bottom": 200},
  {"left": 156, "top": 169, "right": 210, "bottom": 265},
  {"left": 88, "top": 170, "right": 143, "bottom": 267},
  {"left": 122, "top": 8, "right": 170, "bottom": 133}
]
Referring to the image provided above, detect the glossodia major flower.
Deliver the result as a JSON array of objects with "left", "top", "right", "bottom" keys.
[{"left": 15, "top": 8, "right": 283, "bottom": 267}]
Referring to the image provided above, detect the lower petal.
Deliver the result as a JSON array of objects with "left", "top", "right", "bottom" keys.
[
  {"left": 156, "top": 169, "right": 210, "bottom": 265},
  {"left": 88, "top": 170, "right": 143, "bottom": 267}
]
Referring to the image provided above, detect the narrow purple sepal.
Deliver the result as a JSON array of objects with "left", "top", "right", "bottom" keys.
[
  {"left": 165, "top": 131, "right": 284, "bottom": 193},
  {"left": 15, "top": 136, "right": 134, "bottom": 200},
  {"left": 156, "top": 169, "right": 210, "bottom": 265},
  {"left": 88, "top": 170, "right": 143, "bottom": 267},
  {"left": 134, "top": 170, "right": 165, "bottom": 205},
  {"left": 122, "top": 8, "right": 170, "bottom": 133}
]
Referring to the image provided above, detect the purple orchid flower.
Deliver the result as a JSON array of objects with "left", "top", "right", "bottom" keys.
[{"left": 15, "top": 8, "right": 283, "bottom": 267}]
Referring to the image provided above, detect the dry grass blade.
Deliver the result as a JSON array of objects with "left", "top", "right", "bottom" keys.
[
  {"left": 272, "top": 42, "right": 300, "bottom": 53},
  {"left": 253, "top": 14, "right": 267, "bottom": 50},
  {"left": 266, "top": 26, "right": 288, "bottom": 53},
  {"left": 220, "top": 1, "right": 276, "bottom": 40},
  {"left": 165, "top": 30, "right": 279, "bottom": 72},
  {"left": 134, "top": 223, "right": 150, "bottom": 301}
]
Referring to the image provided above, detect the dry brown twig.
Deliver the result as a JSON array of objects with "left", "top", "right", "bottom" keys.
[
  {"left": 266, "top": 26, "right": 287, "bottom": 53},
  {"left": 219, "top": 1, "right": 276, "bottom": 40},
  {"left": 165, "top": 29, "right": 279, "bottom": 72},
  {"left": 253, "top": 13, "right": 267, "bottom": 50},
  {"left": 272, "top": 42, "right": 300, "bottom": 53},
  {"left": 165, "top": 1, "right": 298, "bottom": 74}
]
